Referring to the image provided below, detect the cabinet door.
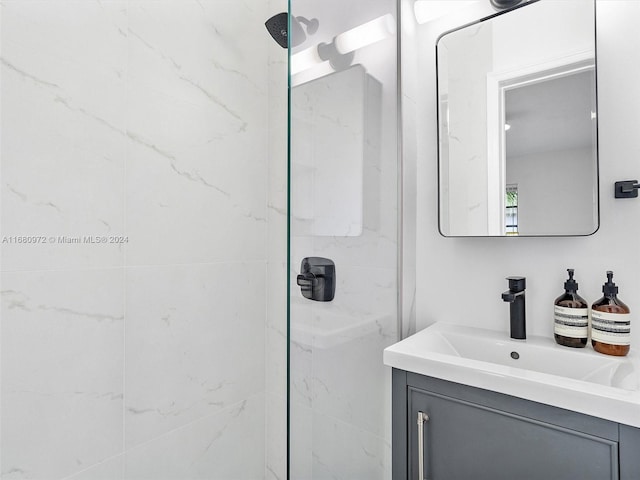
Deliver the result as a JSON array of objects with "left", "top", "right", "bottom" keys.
[
  {"left": 408, "top": 386, "right": 618, "bottom": 480},
  {"left": 620, "top": 424, "right": 640, "bottom": 480}
]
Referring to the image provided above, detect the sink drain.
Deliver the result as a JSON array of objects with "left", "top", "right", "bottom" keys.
[{"left": 510, "top": 351, "right": 520, "bottom": 360}]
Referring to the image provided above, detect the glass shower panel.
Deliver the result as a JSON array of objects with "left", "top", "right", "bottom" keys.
[{"left": 288, "top": 1, "right": 398, "bottom": 478}]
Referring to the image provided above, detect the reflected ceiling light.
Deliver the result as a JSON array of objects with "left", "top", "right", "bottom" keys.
[
  {"left": 291, "top": 61, "right": 335, "bottom": 87},
  {"left": 292, "top": 14, "right": 395, "bottom": 82},
  {"left": 414, "top": 1, "right": 476, "bottom": 25},
  {"left": 591, "top": 111, "right": 597, "bottom": 120},
  {"left": 334, "top": 14, "right": 396, "bottom": 54},
  {"left": 504, "top": 123, "right": 512, "bottom": 131},
  {"left": 291, "top": 45, "right": 326, "bottom": 76}
]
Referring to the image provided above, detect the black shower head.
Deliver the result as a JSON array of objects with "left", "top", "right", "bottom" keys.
[
  {"left": 265, "top": 13, "right": 318, "bottom": 49},
  {"left": 490, "top": 0, "right": 524, "bottom": 9},
  {"left": 265, "top": 12, "right": 289, "bottom": 48}
]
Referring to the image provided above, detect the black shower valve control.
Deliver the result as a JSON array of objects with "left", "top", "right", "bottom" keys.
[{"left": 297, "top": 257, "right": 335, "bottom": 302}]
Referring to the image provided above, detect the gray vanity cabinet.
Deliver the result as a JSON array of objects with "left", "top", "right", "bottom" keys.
[{"left": 392, "top": 369, "right": 640, "bottom": 480}]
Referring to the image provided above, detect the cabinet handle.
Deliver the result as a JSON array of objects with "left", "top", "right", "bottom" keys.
[{"left": 417, "top": 411, "right": 429, "bottom": 480}]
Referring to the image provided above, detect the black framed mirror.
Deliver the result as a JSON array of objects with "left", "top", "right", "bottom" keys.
[{"left": 437, "top": 0, "right": 598, "bottom": 237}]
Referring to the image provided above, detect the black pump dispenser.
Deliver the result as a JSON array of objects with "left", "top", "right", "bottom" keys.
[
  {"left": 564, "top": 269, "right": 579, "bottom": 293},
  {"left": 592, "top": 270, "right": 630, "bottom": 356},
  {"left": 553, "top": 268, "right": 589, "bottom": 348},
  {"left": 602, "top": 271, "right": 618, "bottom": 296}
]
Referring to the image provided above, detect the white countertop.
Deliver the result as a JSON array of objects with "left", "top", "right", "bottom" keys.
[{"left": 384, "top": 322, "right": 640, "bottom": 428}]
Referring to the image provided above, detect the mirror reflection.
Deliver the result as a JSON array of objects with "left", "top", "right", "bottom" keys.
[{"left": 437, "top": 0, "right": 598, "bottom": 237}]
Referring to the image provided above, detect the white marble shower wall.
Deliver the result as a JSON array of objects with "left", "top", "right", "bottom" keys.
[
  {"left": 0, "top": 1, "right": 285, "bottom": 479},
  {"left": 265, "top": 0, "right": 288, "bottom": 479}
]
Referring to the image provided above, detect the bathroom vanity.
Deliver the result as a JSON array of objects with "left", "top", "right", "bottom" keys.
[{"left": 384, "top": 323, "right": 640, "bottom": 479}]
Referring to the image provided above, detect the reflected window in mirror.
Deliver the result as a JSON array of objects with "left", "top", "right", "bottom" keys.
[{"left": 505, "top": 185, "right": 518, "bottom": 236}]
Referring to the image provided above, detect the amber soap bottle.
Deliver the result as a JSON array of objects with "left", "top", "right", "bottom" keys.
[
  {"left": 554, "top": 269, "right": 589, "bottom": 348},
  {"left": 591, "top": 271, "right": 631, "bottom": 356}
]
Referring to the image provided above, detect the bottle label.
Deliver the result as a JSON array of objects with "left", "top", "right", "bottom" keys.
[
  {"left": 591, "top": 310, "right": 631, "bottom": 346},
  {"left": 554, "top": 305, "right": 589, "bottom": 338}
]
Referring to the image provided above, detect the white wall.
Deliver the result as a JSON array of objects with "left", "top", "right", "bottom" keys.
[
  {"left": 491, "top": 0, "right": 594, "bottom": 70},
  {"left": 401, "top": 0, "right": 419, "bottom": 338},
  {"left": 0, "top": 1, "right": 278, "bottom": 479},
  {"left": 407, "top": 0, "right": 640, "bottom": 343},
  {"left": 507, "top": 147, "right": 596, "bottom": 235}
]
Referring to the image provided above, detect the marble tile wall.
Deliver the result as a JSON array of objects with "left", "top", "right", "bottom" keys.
[
  {"left": 0, "top": 1, "right": 279, "bottom": 479},
  {"left": 265, "top": 0, "right": 287, "bottom": 478}
]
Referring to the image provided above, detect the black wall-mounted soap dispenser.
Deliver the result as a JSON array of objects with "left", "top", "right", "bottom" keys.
[{"left": 297, "top": 257, "right": 336, "bottom": 302}]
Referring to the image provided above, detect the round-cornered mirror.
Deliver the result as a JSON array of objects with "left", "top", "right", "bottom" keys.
[{"left": 437, "top": 0, "right": 598, "bottom": 237}]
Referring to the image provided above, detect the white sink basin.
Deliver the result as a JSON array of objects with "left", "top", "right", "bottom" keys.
[{"left": 384, "top": 322, "right": 640, "bottom": 427}]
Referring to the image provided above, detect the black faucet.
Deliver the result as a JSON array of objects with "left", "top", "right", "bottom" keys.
[{"left": 501, "top": 276, "right": 526, "bottom": 340}]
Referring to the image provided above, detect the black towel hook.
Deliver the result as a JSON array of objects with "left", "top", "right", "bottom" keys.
[{"left": 614, "top": 180, "right": 640, "bottom": 198}]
